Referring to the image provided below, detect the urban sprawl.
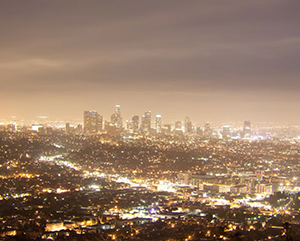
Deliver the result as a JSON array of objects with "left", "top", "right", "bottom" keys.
[{"left": 1, "top": 105, "right": 300, "bottom": 240}]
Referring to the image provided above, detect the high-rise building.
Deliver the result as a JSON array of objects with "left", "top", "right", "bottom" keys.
[
  {"left": 132, "top": 115, "right": 139, "bottom": 133},
  {"left": 184, "top": 117, "right": 192, "bottom": 133},
  {"left": 99, "top": 114, "right": 103, "bottom": 131},
  {"left": 222, "top": 125, "right": 230, "bottom": 139},
  {"left": 84, "top": 111, "right": 102, "bottom": 134},
  {"left": 111, "top": 105, "right": 123, "bottom": 129},
  {"left": 126, "top": 120, "right": 133, "bottom": 132},
  {"left": 111, "top": 114, "right": 117, "bottom": 126},
  {"left": 204, "top": 122, "right": 211, "bottom": 138},
  {"left": 115, "top": 105, "right": 122, "bottom": 128},
  {"left": 243, "top": 120, "right": 251, "bottom": 138},
  {"left": 175, "top": 121, "right": 182, "bottom": 130},
  {"left": 141, "top": 111, "right": 151, "bottom": 133},
  {"left": 116, "top": 104, "right": 121, "bottom": 116},
  {"left": 155, "top": 115, "right": 162, "bottom": 133}
]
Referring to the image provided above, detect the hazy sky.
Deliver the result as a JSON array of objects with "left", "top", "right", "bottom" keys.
[{"left": 1, "top": 1, "right": 300, "bottom": 124}]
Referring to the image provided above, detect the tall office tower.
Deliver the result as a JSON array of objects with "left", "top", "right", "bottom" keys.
[
  {"left": 83, "top": 110, "right": 102, "bottom": 134},
  {"left": 132, "top": 115, "right": 139, "bottom": 133},
  {"left": 115, "top": 105, "right": 122, "bottom": 128},
  {"left": 111, "top": 113, "right": 117, "bottom": 126},
  {"left": 222, "top": 125, "right": 230, "bottom": 139},
  {"left": 145, "top": 111, "right": 151, "bottom": 131},
  {"left": 98, "top": 114, "right": 103, "bottom": 131},
  {"left": 126, "top": 120, "right": 133, "bottom": 132},
  {"left": 184, "top": 117, "right": 192, "bottom": 133},
  {"left": 111, "top": 105, "right": 123, "bottom": 129},
  {"left": 141, "top": 111, "right": 151, "bottom": 133},
  {"left": 243, "top": 120, "right": 251, "bottom": 138},
  {"left": 155, "top": 115, "right": 162, "bottom": 133},
  {"left": 115, "top": 104, "right": 121, "bottom": 116},
  {"left": 175, "top": 121, "right": 182, "bottom": 130},
  {"left": 204, "top": 122, "right": 211, "bottom": 138}
]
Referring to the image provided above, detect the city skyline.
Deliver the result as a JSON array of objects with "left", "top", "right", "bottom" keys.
[
  {"left": 0, "top": 105, "right": 294, "bottom": 128},
  {"left": 1, "top": 1, "right": 300, "bottom": 124},
  {"left": 1, "top": 2, "right": 300, "bottom": 238}
]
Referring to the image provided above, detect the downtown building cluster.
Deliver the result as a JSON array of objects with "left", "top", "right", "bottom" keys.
[
  {"left": 83, "top": 105, "right": 160, "bottom": 135},
  {"left": 82, "top": 105, "right": 251, "bottom": 139},
  {"left": 83, "top": 105, "right": 195, "bottom": 135}
]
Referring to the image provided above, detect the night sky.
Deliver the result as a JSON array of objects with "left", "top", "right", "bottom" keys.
[{"left": 1, "top": 1, "right": 300, "bottom": 124}]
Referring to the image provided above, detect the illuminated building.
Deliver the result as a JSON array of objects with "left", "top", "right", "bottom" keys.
[
  {"left": 184, "top": 117, "right": 192, "bottom": 133},
  {"left": 141, "top": 111, "right": 151, "bottom": 133},
  {"left": 204, "top": 122, "right": 211, "bottom": 138},
  {"left": 111, "top": 105, "right": 123, "bottom": 129},
  {"left": 230, "top": 185, "right": 248, "bottom": 194},
  {"left": 155, "top": 115, "right": 162, "bottom": 133},
  {"left": 162, "top": 124, "right": 171, "bottom": 134},
  {"left": 243, "top": 120, "right": 251, "bottom": 138},
  {"left": 105, "top": 121, "right": 117, "bottom": 134},
  {"left": 256, "top": 183, "right": 272, "bottom": 194},
  {"left": 31, "top": 124, "right": 43, "bottom": 132},
  {"left": 127, "top": 115, "right": 140, "bottom": 133},
  {"left": 132, "top": 115, "right": 139, "bottom": 133},
  {"left": 84, "top": 110, "right": 102, "bottom": 134},
  {"left": 98, "top": 114, "right": 103, "bottom": 132},
  {"left": 222, "top": 125, "right": 230, "bottom": 139},
  {"left": 45, "top": 222, "right": 65, "bottom": 232},
  {"left": 126, "top": 120, "right": 132, "bottom": 132},
  {"left": 175, "top": 121, "right": 181, "bottom": 130},
  {"left": 6, "top": 124, "right": 16, "bottom": 132},
  {"left": 177, "top": 173, "right": 191, "bottom": 185}
]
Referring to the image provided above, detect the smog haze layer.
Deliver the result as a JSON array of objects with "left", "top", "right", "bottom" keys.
[{"left": 1, "top": 1, "right": 300, "bottom": 124}]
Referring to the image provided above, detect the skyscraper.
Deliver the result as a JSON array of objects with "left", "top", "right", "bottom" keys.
[
  {"left": 175, "top": 121, "right": 182, "bottom": 130},
  {"left": 115, "top": 104, "right": 121, "bottom": 116},
  {"left": 155, "top": 115, "right": 162, "bottom": 133},
  {"left": 222, "top": 125, "right": 230, "bottom": 139},
  {"left": 243, "top": 120, "right": 251, "bottom": 138},
  {"left": 141, "top": 111, "right": 151, "bottom": 133},
  {"left": 132, "top": 115, "right": 139, "bottom": 133},
  {"left": 204, "top": 122, "right": 211, "bottom": 138},
  {"left": 111, "top": 105, "right": 123, "bottom": 129},
  {"left": 83, "top": 111, "right": 102, "bottom": 134},
  {"left": 126, "top": 120, "right": 133, "bottom": 133},
  {"left": 99, "top": 114, "right": 103, "bottom": 131},
  {"left": 184, "top": 117, "right": 192, "bottom": 133}
]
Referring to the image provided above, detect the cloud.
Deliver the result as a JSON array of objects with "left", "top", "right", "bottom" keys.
[{"left": 0, "top": 1, "right": 300, "bottom": 122}]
